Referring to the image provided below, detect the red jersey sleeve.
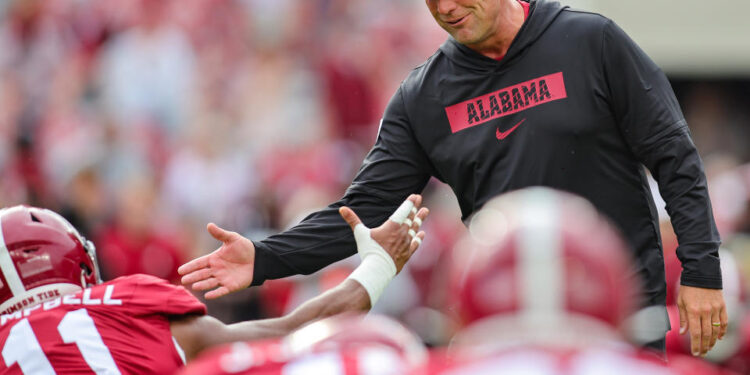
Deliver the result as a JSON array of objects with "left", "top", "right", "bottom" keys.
[{"left": 106, "top": 274, "right": 206, "bottom": 317}]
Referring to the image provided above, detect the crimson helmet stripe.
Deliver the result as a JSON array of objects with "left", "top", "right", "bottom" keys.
[
  {"left": 518, "top": 191, "right": 564, "bottom": 318},
  {"left": 0, "top": 215, "right": 27, "bottom": 296}
]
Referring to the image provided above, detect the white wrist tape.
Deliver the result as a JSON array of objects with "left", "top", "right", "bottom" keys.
[
  {"left": 346, "top": 224, "right": 397, "bottom": 307},
  {"left": 389, "top": 200, "right": 414, "bottom": 225},
  {"left": 348, "top": 256, "right": 396, "bottom": 308}
]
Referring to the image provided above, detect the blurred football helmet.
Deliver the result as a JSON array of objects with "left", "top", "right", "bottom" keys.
[
  {"left": 0, "top": 205, "right": 100, "bottom": 314},
  {"left": 449, "top": 187, "right": 638, "bottom": 336},
  {"left": 284, "top": 313, "right": 427, "bottom": 369}
]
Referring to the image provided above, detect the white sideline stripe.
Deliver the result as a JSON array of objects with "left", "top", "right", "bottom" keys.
[
  {"left": 0, "top": 218, "right": 26, "bottom": 296},
  {"left": 519, "top": 191, "right": 563, "bottom": 318}
]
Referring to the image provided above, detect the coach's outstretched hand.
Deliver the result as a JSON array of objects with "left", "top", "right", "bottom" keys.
[{"left": 179, "top": 224, "right": 256, "bottom": 299}]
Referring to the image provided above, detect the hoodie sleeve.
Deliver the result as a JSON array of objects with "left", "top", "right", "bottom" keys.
[
  {"left": 251, "top": 87, "right": 433, "bottom": 286},
  {"left": 601, "top": 20, "right": 722, "bottom": 289}
]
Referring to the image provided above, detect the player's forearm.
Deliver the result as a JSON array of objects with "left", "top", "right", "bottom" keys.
[
  {"left": 173, "top": 280, "right": 370, "bottom": 361},
  {"left": 226, "top": 279, "right": 370, "bottom": 341},
  {"left": 177, "top": 279, "right": 370, "bottom": 360},
  {"left": 269, "top": 279, "right": 370, "bottom": 332}
]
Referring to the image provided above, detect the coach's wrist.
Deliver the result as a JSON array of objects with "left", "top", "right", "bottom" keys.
[
  {"left": 250, "top": 241, "right": 269, "bottom": 287},
  {"left": 679, "top": 273, "right": 723, "bottom": 290}
]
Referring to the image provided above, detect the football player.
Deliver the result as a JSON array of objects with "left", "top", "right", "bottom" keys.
[
  {"left": 414, "top": 187, "right": 725, "bottom": 375},
  {"left": 177, "top": 314, "right": 428, "bottom": 375},
  {"left": 0, "top": 195, "right": 428, "bottom": 374}
]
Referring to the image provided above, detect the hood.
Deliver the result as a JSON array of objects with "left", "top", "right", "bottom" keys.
[{"left": 439, "top": 0, "right": 568, "bottom": 72}]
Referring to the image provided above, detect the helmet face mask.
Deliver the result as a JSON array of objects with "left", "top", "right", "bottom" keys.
[
  {"left": 0, "top": 206, "right": 101, "bottom": 314},
  {"left": 81, "top": 238, "right": 102, "bottom": 286}
]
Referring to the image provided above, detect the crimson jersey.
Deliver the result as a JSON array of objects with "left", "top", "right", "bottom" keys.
[
  {"left": 412, "top": 345, "right": 717, "bottom": 375},
  {"left": 0, "top": 274, "right": 206, "bottom": 375},
  {"left": 179, "top": 339, "right": 410, "bottom": 375}
]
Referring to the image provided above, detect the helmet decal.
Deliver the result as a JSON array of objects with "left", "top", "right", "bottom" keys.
[
  {"left": 0, "top": 212, "right": 27, "bottom": 296},
  {"left": 0, "top": 206, "right": 100, "bottom": 314}
]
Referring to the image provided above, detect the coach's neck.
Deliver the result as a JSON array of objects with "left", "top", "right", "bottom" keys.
[{"left": 469, "top": 0, "right": 525, "bottom": 59}]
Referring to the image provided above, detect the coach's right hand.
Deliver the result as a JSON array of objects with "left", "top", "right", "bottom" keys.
[{"left": 178, "top": 224, "right": 255, "bottom": 299}]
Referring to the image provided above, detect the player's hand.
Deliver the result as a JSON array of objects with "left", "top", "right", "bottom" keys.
[
  {"left": 339, "top": 194, "right": 429, "bottom": 273},
  {"left": 677, "top": 285, "right": 728, "bottom": 357},
  {"left": 178, "top": 223, "right": 255, "bottom": 299}
]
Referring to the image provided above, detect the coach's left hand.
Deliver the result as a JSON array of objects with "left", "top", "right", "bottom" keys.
[{"left": 677, "top": 285, "right": 727, "bottom": 357}]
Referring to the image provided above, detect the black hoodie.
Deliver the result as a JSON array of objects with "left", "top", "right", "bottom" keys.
[{"left": 252, "top": 0, "right": 722, "bottom": 311}]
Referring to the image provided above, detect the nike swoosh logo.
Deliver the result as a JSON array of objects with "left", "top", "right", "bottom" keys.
[{"left": 496, "top": 118, "right": 526, "bottom": 140}]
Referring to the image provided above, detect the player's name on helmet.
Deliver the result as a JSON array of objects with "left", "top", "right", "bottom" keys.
[
  {"left": 0, "top": 289, "right": 62, "bottom": 315},
  {"left": 0, "top": 285, "right": 122, "bottom": 325}
]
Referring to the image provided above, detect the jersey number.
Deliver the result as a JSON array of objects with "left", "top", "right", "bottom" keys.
[{"left": 2, "top": 309, "right": 121, "bottom": 375}]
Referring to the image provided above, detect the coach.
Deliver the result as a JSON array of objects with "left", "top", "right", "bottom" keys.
[{"left": 180, "top": 0, "right": 725, "bottom": 357}]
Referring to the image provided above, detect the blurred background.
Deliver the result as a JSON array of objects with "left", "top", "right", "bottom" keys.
[{"left": 0, "top": 0, "right": 748, "bottom": 370}]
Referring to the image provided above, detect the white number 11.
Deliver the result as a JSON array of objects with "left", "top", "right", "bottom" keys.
[{"left": 2, "top": 308, "right": 121, "bottom": 374}]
